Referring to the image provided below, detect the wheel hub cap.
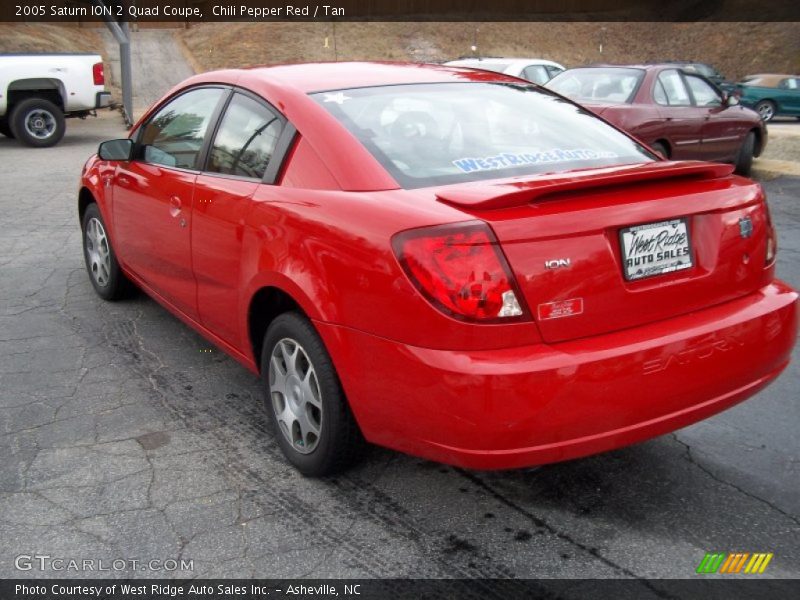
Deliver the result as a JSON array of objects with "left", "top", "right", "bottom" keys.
[
  {"left": 85, "top": 217, "right": 111, "bottom": 287},
  {"left": 24, "top": 109, "right": 56, "bottom": 139},
  {"left": 269, "top": 338, "right": 323, "bottom": 454}
]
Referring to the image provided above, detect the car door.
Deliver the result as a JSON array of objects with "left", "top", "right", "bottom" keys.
[
  {"left": 653, "top": 69, "right": 705, "bottom": 159},
  {"left": 192, "top": 91, "right": 291, "bottom": 346},
  {"left": 684, "top": 74, "right": 744, "bottom": 161},
  {"left": 776, "top": 77, "right": 800, "bottom": 115},
  {"left": 112, "top": 86, "right": 227, "bottom": 319}
]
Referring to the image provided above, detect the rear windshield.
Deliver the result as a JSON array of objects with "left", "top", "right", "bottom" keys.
[
  {"left": 739, "top": 76, "right": 767, "bottom": 86},
  {"left": 312, "top": 82, "right": 654, "bottom": 189},
  {"left": 546, "top": 68, "right": 644, "bottom": 104}
]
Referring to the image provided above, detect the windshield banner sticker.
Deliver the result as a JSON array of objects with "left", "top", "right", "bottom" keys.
[{"left": 452, "top": 149, "right": 619, "bottom": 173}]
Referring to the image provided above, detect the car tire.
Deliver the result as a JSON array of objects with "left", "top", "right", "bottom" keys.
[
  {"left": 261, "top": 312, "right": 365, "bottom": 476},
  {"left": 754, "top": 100, "right": 776, "bottom": 122},
  {"left": 650, "top": 141, "right": 669, "bottom": 159},
  {"left": 9, "top": 98, "right": 66, "bottom": 147},
  {"left": 734, "top": 131, "right": 756, "bottom": 176},
  {"left": 81, "top": 203, "right": 131, "bottom": 300},
  {"left": 0, "top": 118, "right": 14, "bottom": 138}
]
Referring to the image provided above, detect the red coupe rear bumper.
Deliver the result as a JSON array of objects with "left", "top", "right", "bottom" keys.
[{"left": 317, "top": 281, "right": 798, "bottom": 470}]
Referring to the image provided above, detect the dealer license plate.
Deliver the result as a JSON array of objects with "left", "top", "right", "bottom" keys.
[{"left": 620, "top": 218, "right": 693, "bottom": 281}]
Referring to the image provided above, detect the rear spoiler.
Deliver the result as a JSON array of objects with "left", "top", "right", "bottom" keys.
[{"left": 435, "top": 161, "right": 735, "bottom": 211}]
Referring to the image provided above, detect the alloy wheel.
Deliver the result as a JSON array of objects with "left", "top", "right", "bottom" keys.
[
  {"left": 269, "top": 338, "right": 323, "bottom": 454},
  {"left": 757, "top": 103, "right": 775, "bottom": 121},
  {"left": 85, "top": 217, "right": 111, "bottom": 287},
  {"left": 23, "top": 108, "right": 57, "bottom": 140}
]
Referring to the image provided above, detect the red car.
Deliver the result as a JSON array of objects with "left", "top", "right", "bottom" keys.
[
  {"left": 80, "top": 62, "right": 797, "bottom": 476},
  {"left": 546, "top": 65, "right": 767, "bottom": 175}
]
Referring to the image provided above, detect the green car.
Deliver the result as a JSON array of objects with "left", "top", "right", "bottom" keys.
[{"left": 736, "top": 74, "right": 800, "bottom": 122}]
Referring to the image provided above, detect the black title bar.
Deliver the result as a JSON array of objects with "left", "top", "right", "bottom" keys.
[
  {"left": 2, "top": 0, "right": 800, "bottom": 22},
  {"left": 3, "top": 579, "right": 800, "bottom": 600}
]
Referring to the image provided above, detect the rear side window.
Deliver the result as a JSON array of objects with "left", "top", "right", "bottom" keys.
[
  {"left": 656, "top": 70, "right": 692, "bottom": 106},
  {"left": 139, "top": 87, "right": 224, "bottom": 169},
  {"left": 313, "top": 82, "right": 654, "bottom": 189},
  {"left": 546, "top": 67, "right": 643, "bottom": 104},
  {"left": 207, "top": 93, "right": 283, "bottom": 179},
  {"left": 653, "top": 80, "right": 668, "bottom": 105}
]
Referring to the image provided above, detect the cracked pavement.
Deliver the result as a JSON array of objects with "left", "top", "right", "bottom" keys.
[{"left": 0, "top": 113, "right": 798, "bottom": 583}]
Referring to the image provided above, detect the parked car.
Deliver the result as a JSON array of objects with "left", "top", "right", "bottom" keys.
[
  {"left": 734, "top": 74, "right": 800, "bottom": 122},
  {"left": 444, "top": 57, "right": 565, "bottom": 84},
  {"left": 81, "top": 62, "right": 797, "bottom": 476},
  {"left": 546, "top": 65, "right": 766, "bottom": 175},
  {"left": 0, "top": 53, "right": 112, "bottom": 147}
]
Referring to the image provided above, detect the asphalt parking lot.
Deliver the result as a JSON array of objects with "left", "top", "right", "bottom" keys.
[{"left": 0, "top": 113, "right": 798, "bottom": 584}]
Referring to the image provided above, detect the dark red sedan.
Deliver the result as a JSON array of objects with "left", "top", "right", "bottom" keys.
[
  {"left": 80, "top": 62, "right": 797, "bottom": 476},
  {"left": 546, "top": 65, "right": 767, "bottom": 175}
]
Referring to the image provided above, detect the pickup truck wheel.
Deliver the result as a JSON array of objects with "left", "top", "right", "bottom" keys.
[
  {"left": 261, "top": 312, "right": 365, "bottom": 476},
  {"left": 0, "top": 118, "right": 14, "bottom": 138},
  {"left": 81, "top": 204, "right": 131, "bottom": 300},
  {"left": 734, "top": 131, "right": 755, "bottom": 176},
  {"left": 10, "top": 98, "right": 65, "bottom": 147}
]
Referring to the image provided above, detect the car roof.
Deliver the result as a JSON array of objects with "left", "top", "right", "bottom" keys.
[
  {"left": 572, "top": 64, "right": 675, "bottom": 71},
  {"left": 444, "top": 57, "right": 565, "bottom": 68},
  {"left": 741, "top": 73, "right": 798, "bottom": 81},
  {"left": 187, "top": 61, "right": 524, "bottom": 94}
]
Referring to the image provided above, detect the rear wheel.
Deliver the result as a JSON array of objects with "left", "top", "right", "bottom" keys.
[
  {"left": 755, "top": 100, "right": 776, "bottom": 122},
  {"left": 10, "top": 98, "right": 65, "bottom": 147},
  {"left": 81, "top": 203, "right": 131, "bottom": 300},
  {"left": 734, "top": 131, "right": 756, "bottom": 176},
  {"left": 261, "top": 312, "right": 364, "bottom": 476},
  {"left": 0, "top": 118, "right": 14, "bottom": 138}
]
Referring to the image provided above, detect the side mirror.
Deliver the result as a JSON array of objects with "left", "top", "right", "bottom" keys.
[
  {"left": 725, "top": 94, "right": 740, "bottom": 107},
  {"left": 98, "top": 139, "right": 133, "bottom": 161}
]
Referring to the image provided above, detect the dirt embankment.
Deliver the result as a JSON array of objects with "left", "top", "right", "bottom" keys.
[
  {"left": 1, "top": 22, "right": 796, "bottom": 83},
  {"left": 0, "top": 23, "right": 104, "bottom": 54},
  {"left": 178, "top": 22, "right": 799, "bottom": 81}
]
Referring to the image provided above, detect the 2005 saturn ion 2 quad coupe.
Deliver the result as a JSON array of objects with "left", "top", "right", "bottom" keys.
[{"left": 79, "top": 62, "right": 798, "bottom": 476}]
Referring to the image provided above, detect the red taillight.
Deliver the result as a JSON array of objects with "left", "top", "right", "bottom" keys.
[
  {"left": 765, "top": 203, "right": 777, "bottom": 266},
  {"left": 93, "top": 62, "right": 105, "bottom": 86},
  {"left": 392, "top": 221, "right": 529, "bottom": 322}
]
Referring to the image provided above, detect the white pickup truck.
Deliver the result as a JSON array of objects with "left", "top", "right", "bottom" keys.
[{"left": 0, "top": 53, "right": 112, "bottom": 147}]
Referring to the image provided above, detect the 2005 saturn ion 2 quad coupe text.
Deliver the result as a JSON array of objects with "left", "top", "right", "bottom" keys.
[{"left": 79, "top": 62, "right": 798, "bottom": 476}]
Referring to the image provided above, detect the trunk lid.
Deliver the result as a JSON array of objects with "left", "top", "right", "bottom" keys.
[{"left": 436, "top": 161, "right": 771, "bottom": 343}]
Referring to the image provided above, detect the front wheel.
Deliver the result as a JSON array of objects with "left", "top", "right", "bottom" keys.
[
  {"left": 755, "top": 100, "right": 776, "bottom": 122},
  {"left": 261, "top": 312, "right": 364, "bottom": 476},
  {"left": 734, "top": 131, "right": 756, "bottom": 176},
  {"left": 10, "top": 98, "right": 65, "bottom": 147},
  {"left": 81, "top": 203, "right": 131, "bottom": 300}
]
